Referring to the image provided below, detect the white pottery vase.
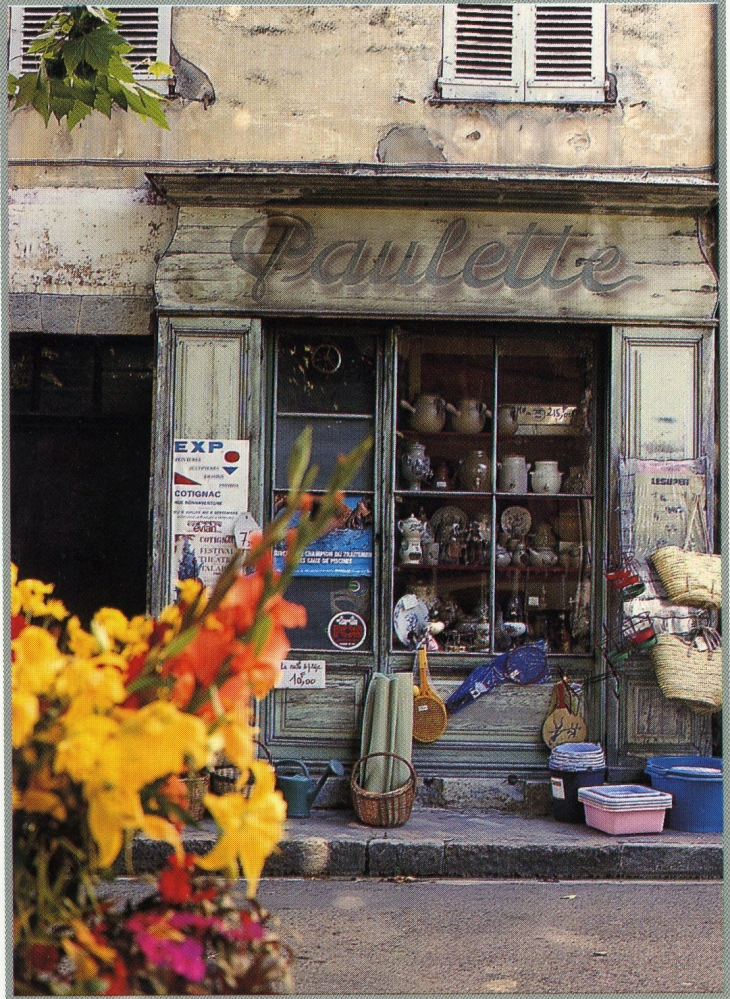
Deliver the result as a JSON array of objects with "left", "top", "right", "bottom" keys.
[
  {"left": 498, "top": 455, "right": 530, "bottom": 493},
  {"left": 530, "top": 461, "right": 562, "bottom": 494}
]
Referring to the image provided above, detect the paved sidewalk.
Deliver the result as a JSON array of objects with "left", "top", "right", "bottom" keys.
[{"left": 128, "top": 803, "right": 722, "bottom": 881}]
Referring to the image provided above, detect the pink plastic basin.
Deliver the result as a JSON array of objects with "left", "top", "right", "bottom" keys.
[{"left": 583, "top": 803, "right": 667, "bottom": 835}]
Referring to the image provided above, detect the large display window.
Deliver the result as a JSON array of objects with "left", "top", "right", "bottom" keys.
[{"left": 269, "top": 321, "right": 601, "bottom": 661}]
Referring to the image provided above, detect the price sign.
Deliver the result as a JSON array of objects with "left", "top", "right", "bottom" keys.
[{"left": 277, "top": 660, "right": 326, "bottom": 690}]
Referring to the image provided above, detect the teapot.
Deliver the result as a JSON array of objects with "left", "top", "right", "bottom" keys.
[
  {"left": 446, "top": 399, "right": 491, "bottom": 435},
  {"left": 397, "top": 514, "right": 424, "bottom": 564},
  {"left": 497, "top": 405, "right": 519, "bottom": 438},
  {"left": 274, "top": 759, "right": 345, "bottom": 818},
  {"left": 400, "top": 394, "right": 447, "bottom": 433}
]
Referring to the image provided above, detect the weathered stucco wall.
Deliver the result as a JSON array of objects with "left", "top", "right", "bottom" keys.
[{"left": 8, "top": 3, "right": 715, "bottom": 171}]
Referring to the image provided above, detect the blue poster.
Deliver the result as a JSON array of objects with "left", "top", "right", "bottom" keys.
[{"left": 273, "top": 495, "right": 373, "bottom": 577}]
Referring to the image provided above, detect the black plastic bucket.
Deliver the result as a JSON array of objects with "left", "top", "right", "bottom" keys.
[{"left": 550, "top": 768, "right": 606, "bottom": 823}]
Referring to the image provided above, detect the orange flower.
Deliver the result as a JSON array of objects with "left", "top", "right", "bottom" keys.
[
  {"left": 162, "top": 621, "right": 234, "bottom": 687},
  {"left": 214, "top": 572, "right": 265, "bottom": 635}
]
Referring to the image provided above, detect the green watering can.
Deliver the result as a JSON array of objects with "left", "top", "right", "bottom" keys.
[{"left": 274, "top": 759, "right": 345, "bottom": 818}]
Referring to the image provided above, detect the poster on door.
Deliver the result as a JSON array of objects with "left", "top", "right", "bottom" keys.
[
  {"left": 171, "top": 438, "right": 250, "bottom": 597},
  {"left": 271, "top": 493, "right": 373, "bottom": 577}
]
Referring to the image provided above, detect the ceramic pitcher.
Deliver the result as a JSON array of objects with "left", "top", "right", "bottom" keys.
[
  {"left": 446, "top": 399, "right": 491, "bottom": 435},
  {"left": 400, "top": 394, "right": 447, "bottom": 433}
]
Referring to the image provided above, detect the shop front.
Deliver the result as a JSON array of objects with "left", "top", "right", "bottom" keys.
[{"left": 148, "top": 171, "right": 718, "bottom": 781}]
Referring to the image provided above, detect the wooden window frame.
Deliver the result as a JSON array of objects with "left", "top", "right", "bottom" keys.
[{"left": 439, "top": 3, "right": 607, "bottom": 104}]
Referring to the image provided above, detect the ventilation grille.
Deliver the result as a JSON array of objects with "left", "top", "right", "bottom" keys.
[
  {"left": 18, "top": 7, "right": 161, "bottom": 75},
  {"left": 534, "top": 6, "right": 594, "bottom": 81},
  {"left": 454, "top": 4, "right": 514, "bottom": 80}
]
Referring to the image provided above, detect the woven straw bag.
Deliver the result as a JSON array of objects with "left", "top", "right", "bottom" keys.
[
  {"left": 651, "top": 495, "right": 721, "bottom": 609},
  {"left": 650, "top": 629, "right": 723, "bottom": 713}
]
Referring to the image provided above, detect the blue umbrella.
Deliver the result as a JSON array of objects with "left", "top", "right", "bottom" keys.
[{"left": 445, "top": 640, "right": 549, "bottom": 716}]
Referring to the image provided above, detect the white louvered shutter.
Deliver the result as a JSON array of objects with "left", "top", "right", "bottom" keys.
[
  {"left": 525, "top": 4, "right": 607, "bottom": 102},
  {"left": 439, "top": 4, "right": 607, "bottom": 103},
  {"left": 439, "top": 4, "right": 527, "bottom": 100},
  {"left": 8, "top": 7, "right": 171, "bottom": 91}
]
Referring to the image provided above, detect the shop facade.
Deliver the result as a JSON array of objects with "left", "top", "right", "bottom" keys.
[{"left": 148, "top": 169, "right": 718, "bottom": 781}]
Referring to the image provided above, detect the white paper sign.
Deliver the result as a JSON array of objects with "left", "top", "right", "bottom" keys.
[
  {"left": 171, "top": 439, "right": 250, "bottom": 597},
  {"left": 233, "top": 512, "right": 260, "bottom": 551},
  {"left": 277, "top": 660, "right": 326, "bottom": 689}
]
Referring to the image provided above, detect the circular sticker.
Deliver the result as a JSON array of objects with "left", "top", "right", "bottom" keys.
[
  {"left": 328, "top": 612, "right": 367, "bottom": 650},
  {"left": 224, "top": 450, "right": 240, "bottom": 463}
]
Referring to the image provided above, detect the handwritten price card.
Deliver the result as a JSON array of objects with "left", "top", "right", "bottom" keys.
[{"left": 277, "top": 660, "right": 326, "bottom": 690}]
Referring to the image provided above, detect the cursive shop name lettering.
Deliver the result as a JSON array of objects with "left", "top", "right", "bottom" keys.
[{"left": 230, "top": 214, "right": 644, "bottom": 302}]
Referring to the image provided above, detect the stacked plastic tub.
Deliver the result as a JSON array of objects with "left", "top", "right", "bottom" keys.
[
  {"left": 645, "top": 756, "right": 723, "bottom": 832},
  {"left": 578, "top": 784, "right": 673, "bottom": 834},
  {"left": 548, "top": 743, "right": 606, "bottom": 822}
]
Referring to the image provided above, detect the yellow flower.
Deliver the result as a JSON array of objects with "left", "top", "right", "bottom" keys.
[
  {"left": 69, "top": 919, "right": 117, "bottom": 963},
  {"left": 66, "top": 616, "right": 99, "bottom": 658},
  {"left": 86, "top": 782, "right": 181, "bottom": 868},
  {"left": 11, "top": 563, "right": 22, "bottom": 617},
  {"left": 15, "top": 577, "right": 55, "bottom": 617},
  {"left": 12, "top": 689, "right": 39, "bottom": 748},
  {"left": 57, "top": 656, "right": 128, "bottom": 723},
  {"left": 44, "top": 598, "right": 69, "bottom": 621},
  {"left": 55, "top": 714, "right": 121, "bottom": 786},
  {"left": 197, "top": 761, "right": 286, "bottom": 897},
  {"left": 218, "top": 709, "right": 256, "bottom": 776},
  {"left": 12, "top": 626, "right": 65, "bottom": 696},
  {"left": 176, "top": 578, "right": 208, "bottom": 609},
  {"left": 117, "top": 701, "right": 210, "bottom": 790},
  {"left": 92, "top": 607, "right": 133, "bottom": 648}
]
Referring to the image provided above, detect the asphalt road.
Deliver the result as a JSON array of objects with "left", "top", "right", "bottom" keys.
[{"left": 253, "top": 877, "right": 722, "bottom": 994}]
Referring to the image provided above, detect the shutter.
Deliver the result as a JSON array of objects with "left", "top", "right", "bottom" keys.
[
  {"left": 439, "top": 4, "right": 526, "bottom": 100},
  {"left": 9, "top": 7, "right": 171, "bottom": 87},
  {"left": 525, "top": 4, "right": 606, "bottom": 102}
]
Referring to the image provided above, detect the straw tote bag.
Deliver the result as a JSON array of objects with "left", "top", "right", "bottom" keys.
[
  {"left": 651, "top": 495, "right": 721, "bottom": 609},
  {"left": 650, "top": 627, "right": 722, "bottom": 713}
]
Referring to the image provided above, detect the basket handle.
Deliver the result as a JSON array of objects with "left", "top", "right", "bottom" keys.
[
  {"left": 351, "top": 752, "right": 417, "bottom": 791},
  {"left": 683, "top": 494, "right": 710, "bottom": 553}
]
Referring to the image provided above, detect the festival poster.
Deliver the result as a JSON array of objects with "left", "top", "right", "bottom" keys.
[{"left": 171, "top": 438, "right": 250, "bottom": 595}]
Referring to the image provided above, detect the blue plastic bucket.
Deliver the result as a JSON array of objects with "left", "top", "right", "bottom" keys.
[{"left": 645, "top": 756, "right": 722, "bottom": 832}]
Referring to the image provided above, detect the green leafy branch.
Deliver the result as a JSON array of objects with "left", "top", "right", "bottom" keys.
[{"left": 8, "top": 6, "right": 172, "bottom": 131}]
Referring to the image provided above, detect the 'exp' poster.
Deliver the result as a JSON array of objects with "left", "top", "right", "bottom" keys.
[{"left": 171, "top": 439, "right": 250, "bottom": 596}]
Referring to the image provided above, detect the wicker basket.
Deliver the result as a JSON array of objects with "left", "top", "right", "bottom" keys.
[
  {"left": 210, "top": 740, "right": 272, "bottom": 797},
  {"left": 650, "top": 632, "right": 723, "bottom": 713},
  {"left": 350, "top": 752, "right": 417, "bottom": 828},
  {"left": 651, "top": 495, "right": 721, "bottom": 609},
  {"left": 182, "top": 772, "right": 210, "bottom": 821}
]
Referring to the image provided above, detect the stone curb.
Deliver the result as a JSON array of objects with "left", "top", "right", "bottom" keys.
[{"left": 126, "top": 825, "right": 722, "bottom": 881}]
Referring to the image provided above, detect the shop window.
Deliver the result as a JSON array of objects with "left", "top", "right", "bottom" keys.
[
  {"left": 439, "top": 4, "right": 607, "bottom": 103},
  {"left": 272, "top": 329, "right": 377, "bottom": 652},
  {"left": 8, "top": 7, "right": 172, "bottom": 92},
  {"left": 270, "top": 323, "right": 599, "bottom": 661}
]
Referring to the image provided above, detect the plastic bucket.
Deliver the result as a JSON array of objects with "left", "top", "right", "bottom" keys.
[
  {"left": 645, "top": 756, "right": 722, "bottom": 832},
  {"left": 550, "top": 768, "right": 605, "bottom": 823}
]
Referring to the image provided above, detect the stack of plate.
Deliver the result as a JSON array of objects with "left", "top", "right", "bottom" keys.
[{"left": 549, "top": 742, "right": 605, "bottom": 773}]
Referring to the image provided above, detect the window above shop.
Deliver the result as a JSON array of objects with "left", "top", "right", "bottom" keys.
[
  {"left": 7, "top": 6, "right": 172, "bottom": 92},
  {"left": 439, "top": 3, "right": 608, "bottom": 103}
]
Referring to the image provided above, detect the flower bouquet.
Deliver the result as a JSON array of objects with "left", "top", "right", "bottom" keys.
[{"left": 12, "top": 429, "right": 371, "bottom": 995}]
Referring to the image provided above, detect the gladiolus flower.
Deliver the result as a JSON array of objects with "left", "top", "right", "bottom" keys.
[
  {"left": 196, "top": 761, "right": 286, "bottom": 897},
  {"left": 162, "top": 619, "right": 235, "bottom": 687}
]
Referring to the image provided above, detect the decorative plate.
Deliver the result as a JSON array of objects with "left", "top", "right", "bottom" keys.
[
  {"left": 500, "top": 505, "right": 532, "bottom": 538},
  {"left": 429, "top": 505, "right": 468, "bottom": 542},
  {"left": 393, "top": 595, "right": 430, "bottom": 649}
]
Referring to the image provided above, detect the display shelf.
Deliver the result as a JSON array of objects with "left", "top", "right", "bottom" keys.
[
  {"left": 394, "top": 564, "right": 582, "bottom": 574},
  {"left": 399, "top": 429, "right": 492, "bottom": 440}
]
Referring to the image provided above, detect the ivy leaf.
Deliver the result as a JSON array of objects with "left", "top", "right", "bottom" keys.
[
  {"left": 66, "top": 99, "right": 93, "bottom": 130},
  {"left": 13, "top": 73, "right": 40, "bottom": 109},
  {"left": 137, "top": 87, "right": 170, "bottom": 129},
  {"left": 107, "top": 52, "right": 135, "bottom": 84},
  {"left": 148, "top": 60, "right": 173, "bottom": 79},
  {"left": 8, "top": 73, "right": 19, "bottom": 96},
  {"left": 62, "top": 37, "right": 85, "bottom": 76},
  {"left": 93, "top": 86, "right": 113, "bottom": 117},
  {"left": 50, "top": 98, "right": 74, "bottom": 123}
]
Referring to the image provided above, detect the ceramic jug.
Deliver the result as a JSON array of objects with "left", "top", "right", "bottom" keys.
[
  {"left": 498, "top": 455, "right": 530, "bottom": 494},
  {"left": 446, "top": 399, "right": 491, "bottom": 435},
  {"left": 401, "top": 441, "right": 431, "bottom": 491},
  {"left": 530, "top": 460, "right": 562, "bottom": 494},
  {"left": 497, "top": 405, "right": 519, "bottom": 438},
  {"left": 400, "top": 394, "right": 447, "bottom": 433},
  {"left": 459, "top": 450, "right": 491, "bottom": 492}
]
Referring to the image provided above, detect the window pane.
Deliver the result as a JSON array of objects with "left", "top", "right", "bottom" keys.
[
  {"left": 275, "top": 416, "right": 374, "bottom": 491},
  {"left": 276, "top": 333, "right": 376, "bottom": 414}
]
